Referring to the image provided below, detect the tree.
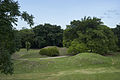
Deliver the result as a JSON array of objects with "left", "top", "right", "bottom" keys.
[
  {"left": 33, "top": 23, "right": 63, "bottom": 48},
  {"left": 25, "top": 41, "right": 31, "bottom": 51},
  {"left": 63, "top": 17, "right": 103, "bottom": 47},
  {"left": 19, "top": 28, "right": 35, "bottom": 48},
  {"left": 0, "top": 0, "right": 34, "bottom": 74},
  {"left": 64, "top": 17, "right": 117, "bottom": 55},
  {"left": 112, "top": 24, "right": 120, "bottom": 49}
]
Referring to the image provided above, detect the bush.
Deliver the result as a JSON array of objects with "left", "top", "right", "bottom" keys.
[
  {"left": 67, "top": 40, "right": 87, "bottom": 55},
  {"left": 39, "top": 47, "right": 59, "bottom": 57}
]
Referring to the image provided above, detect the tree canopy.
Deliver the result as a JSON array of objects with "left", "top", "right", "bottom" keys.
[
  {"left": 112, "top": 24, "right": 120, "bottom": 49},
  {"left": 0, "top": 0, "right": 34, "bottom": 74},
  {"left": 63, "top": 17, "right": 118, "bottom": 55},
  {"left": 19, "top": 28, "right": 35, "bottom": 48},
  {"left": 18, "top": 23, "right": 63, "bottom": 49},
  {"left": 33, "top": 23, "right": 63, "bottom": 48}
]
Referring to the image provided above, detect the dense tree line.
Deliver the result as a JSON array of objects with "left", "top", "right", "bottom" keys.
[
  {"left": 19, "top": 28, "right": 35, "bottom": 48},
  {"left": 19, "top": 23, "right": 63, "bottom": 49},
  {"left": 112, "top": 24, "right": 120, "bottom": 49},
  {"left": 33, "top": 24, "right": 63, "bottom": 48}
]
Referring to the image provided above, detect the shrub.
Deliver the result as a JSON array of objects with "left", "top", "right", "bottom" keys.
[
  {"left": 39, "top": 48, "right": 48, "bottom": 55},
  {"left": 67, "top": 40, "right": 87, "bottom": 55},
  {"left": 39, "top": 47, "right": 59, "bottom": 57}
]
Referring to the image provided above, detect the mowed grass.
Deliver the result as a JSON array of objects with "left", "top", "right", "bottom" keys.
[{"left": 1, "top": 48, "right": 120, "bottom": 80}]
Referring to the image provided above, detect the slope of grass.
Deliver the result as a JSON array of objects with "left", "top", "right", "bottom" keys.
[
  {"left": 71, "top": 53, "right": 111, "bottom": 66},
  {"left": 1, "top": 51, "right": 120, "bottom": 80}
]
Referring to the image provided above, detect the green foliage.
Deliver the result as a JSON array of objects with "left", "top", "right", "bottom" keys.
[
  {"left": 68, "top": 40, "right": 87, "bottom": 55},
  {"left": 39, "top": 48, "right": 48, "bottom": 56},
  {"left": 19, "top": 28, "right": 35, "bottom": 48},
  {"left": 25, "top": 41, "right": 31, "bottom": 51},
  {"left": 0, "top": 49, "right": 13, "bottom": 74},
  {"left": 47, "top": 47, "right": 59, "bottom": 56},
  {"left": 112, "top": 24, "right": 120, "bottom": 49},
  {"left": 19, "top": 24, "right": 63, "bottom": 49},
  {"left": 63, "top": 17, "right": 118, "bottom": 55},
  {"left": 0, "top": 0, "right": 34, "bottom": 74},
  {"left": 39, "top": 47, "right": 59, "bottom": 57},
  {"left": 33, "top": 23, "right": 63, "bottom": 48},
  {"left": 21, "top": 12, "right": 34, "bottom": 27}
]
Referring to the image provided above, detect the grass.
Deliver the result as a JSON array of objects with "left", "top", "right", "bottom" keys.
[
  {"left": 1, "top": 48, "right": 120, "bottom": 80},
  {"left": 12, "top": 49, "right": 45, "bottom": 59},
  {"left": 58, "top": 72, "right": 120, "bottom": 80},
  {"left": 12, "top": 47, "right": 68, "bottom": 59}
]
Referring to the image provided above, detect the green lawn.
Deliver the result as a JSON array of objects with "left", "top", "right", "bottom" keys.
[{"left": 0, "top": 49, "right": 120, "bottom": 80}]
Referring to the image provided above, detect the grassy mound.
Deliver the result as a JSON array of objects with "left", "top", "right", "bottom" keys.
[{"left": 69, "top": 53, "right": 111, "bottom": 65}]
